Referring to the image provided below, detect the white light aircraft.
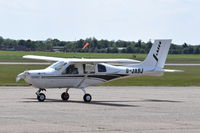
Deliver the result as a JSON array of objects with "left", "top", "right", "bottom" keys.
[{"left": 16, "top": 39, "right": 181, "bottom": 102}]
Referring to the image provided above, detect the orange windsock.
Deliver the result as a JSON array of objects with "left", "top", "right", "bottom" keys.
[{"left": 82, "top": 42, "right": 90, "bottom": 49}]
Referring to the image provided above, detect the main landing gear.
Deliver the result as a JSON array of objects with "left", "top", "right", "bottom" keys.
[
  {"left": 61, "top": 88, "right": 70, "bottom": 101},
  {"left": 36, "top": 88, "right": 46, "bottom": 102},
  {"left": 61, "top": 87, "right": 92, "bottom": 102},
  {"left": 60, "top": 87, "right": 92, "bottom": 102},
  {"left": 81, "top": 88, "right": 92, "bottom": 102}
]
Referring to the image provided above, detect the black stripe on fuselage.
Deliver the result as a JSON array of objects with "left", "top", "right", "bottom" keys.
[{"left": 40, "top": 74, "right": 127, "bottom": 81}]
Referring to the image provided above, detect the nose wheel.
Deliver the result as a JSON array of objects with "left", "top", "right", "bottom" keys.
[
  {"left": 36, "top": 88, "right": 46, "bottom": 102},
  {"left": 37, "top": 93, "right": 46, "bottom": 102}
]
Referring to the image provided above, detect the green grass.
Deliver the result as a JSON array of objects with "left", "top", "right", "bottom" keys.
[
  {"left": 0, "top": 65, "right": 199, "bottom": 86},
  {"left": 0, "top": 51, "right": 137, "bottom": 62},
  {"left": 0, "top": 65, "right": 47, "bottom": 86},
  {"left": 1, "top": 51, "right": 200, "bottom": 63},
  {"left": 0, "top": 51, "right": 200, "bottom": 86}
]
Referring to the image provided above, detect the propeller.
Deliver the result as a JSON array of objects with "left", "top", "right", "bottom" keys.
[{"left": 16, "top": 71, "right": 28, "bottom": 82}]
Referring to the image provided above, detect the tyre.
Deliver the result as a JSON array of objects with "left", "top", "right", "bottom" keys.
[
  {"left": 37, "top": 93, "right": 46, "bottom": 102},
  {"left": 61, "top": 92, "right": 70, "bottom": 101},
  {"left": 83, "top": 94, "right": 92, "bottom": 102}
]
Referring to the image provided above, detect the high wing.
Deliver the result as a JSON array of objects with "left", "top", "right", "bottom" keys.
[
  {"left": 23, "top": 55, "right": 141, "bottom": 64},
  {"left": 23, "top": 55, "right": 68, "bottom": 62}
]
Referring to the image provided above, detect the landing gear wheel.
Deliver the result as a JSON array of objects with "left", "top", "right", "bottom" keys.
[
  {"left": 37, "top": 93, "right": 46, "bottom": 102},
  {"left": 83, "top": 94, "right": 92, "bottom": 102},
  {"left": 61, "top": 92, "right": 69, "bottom": 101}
]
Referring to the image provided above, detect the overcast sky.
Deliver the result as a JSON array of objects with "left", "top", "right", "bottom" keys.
[{"left": 0, "top": 0, "right": 199, "bottom": 45}]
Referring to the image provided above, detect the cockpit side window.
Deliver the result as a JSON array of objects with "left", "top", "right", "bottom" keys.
[
  {"left": 98, "top": 64, "right": 106, "bottom": 72},
  {"left": 83, "top": 64, "right": 95, "bottom": 74},
  {"left": 62, "top": 64, "right": 79, "bottom": 74}
]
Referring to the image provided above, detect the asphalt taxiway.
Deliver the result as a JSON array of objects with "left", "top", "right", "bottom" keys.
[{"left": 0, "top": 86, "right": 200, "bottom": 133}]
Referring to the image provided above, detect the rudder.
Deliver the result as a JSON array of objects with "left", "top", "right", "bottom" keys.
[{"left": 139, "top": 39, "right": 172, "bottom": 69}]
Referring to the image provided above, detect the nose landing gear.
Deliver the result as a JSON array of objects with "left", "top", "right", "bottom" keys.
[{"left": 36, "top": 88, "right": 46, "bottom": 102}]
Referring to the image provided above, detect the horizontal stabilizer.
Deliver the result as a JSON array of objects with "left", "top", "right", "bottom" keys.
[{"left": 163, "top": 69, "right": 184, "bottom": 72}]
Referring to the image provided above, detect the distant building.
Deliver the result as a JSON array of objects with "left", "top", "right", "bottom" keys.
[
  {"left": 117, "top": 47, "right": 126, "bottom": 51},
  {"left": 1, "top": 47, "right": 16, "bottom": 51},
  {"left": 52, "top": 46, "right": 64, "bottom": 52}
]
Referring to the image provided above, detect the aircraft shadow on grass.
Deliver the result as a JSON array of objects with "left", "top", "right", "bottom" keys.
[{"left": 21, "top": 98, "right": 182, "bottom": 107}]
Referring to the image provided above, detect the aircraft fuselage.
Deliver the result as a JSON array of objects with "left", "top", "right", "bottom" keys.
[{"left": 18, "top": 61, "right": 162, "bottom": 89}]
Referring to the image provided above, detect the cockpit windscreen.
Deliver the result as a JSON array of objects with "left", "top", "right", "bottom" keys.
[{"left": 49, "top": 61, "right": 67, "bottom": 71}]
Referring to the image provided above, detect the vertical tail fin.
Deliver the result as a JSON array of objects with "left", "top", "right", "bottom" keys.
[{"left": 139, "top": 39, "right": 172, "bottom": 69}]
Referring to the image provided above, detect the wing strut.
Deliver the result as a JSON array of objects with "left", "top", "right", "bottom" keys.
[{"left": 77, "top": 63, "right": 95, "bottom": 88}]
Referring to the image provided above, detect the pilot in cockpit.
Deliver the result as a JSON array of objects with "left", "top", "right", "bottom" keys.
[{"left": 64, "top": 64, "right": 78, "bottom": 74}]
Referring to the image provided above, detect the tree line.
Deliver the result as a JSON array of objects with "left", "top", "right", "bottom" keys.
[{"left": 0, "top": 36, "right": 200, "bottom": 54}]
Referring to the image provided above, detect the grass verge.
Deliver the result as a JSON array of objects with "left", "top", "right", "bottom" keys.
[
  {"left": 1, "top": 51, "right": 200, "bottom": 63},
  {"left": 103, "top": 66, "right": 200, "bottom": 86}
]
